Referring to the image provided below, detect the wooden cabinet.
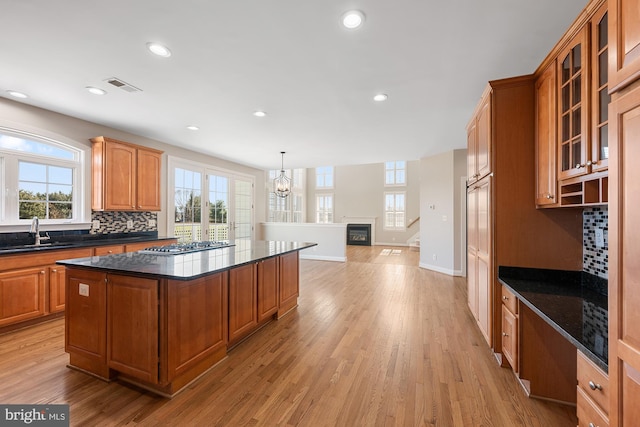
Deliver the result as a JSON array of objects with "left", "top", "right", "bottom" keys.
[
  {"left": 257, "top": 257, "right": 279, "bottom": 322},
  {"left": 467, "top": 176, "right": 492, "bottom": 345},
  {"left": 0, "top": 267, "right": 46, "bottom": 326},
  {"left": 278, "top": 251, "right": 299, "bottom": 317},
  {"left": 65, "top": 268, "right": 109, "bottom": 378},
  {"left": 48, "top": 265, "right": 66, "bottom": 313},
  {"left": 93, "top": 245, "right": 124, "bottom": 256},
  {"left": 608, "top": 0, "right": 640, "bottom": 92},
  {"left": 536, "top": 60, "right": 559, "bottom": 206},
  {"left": 107, "top": 274, "right": 158, "bottom": 384},
  {"left": 467, "top": 88, "right": 491, "bottom": 185},
  {"left": 91, "top": 136, "right": 163, "bottom": 211},
  {"left": 466, "top": 75, "right": 583, "bottom": 355},
  {"left": 228, "top": 263, "right": 258, "bottom": 345},
  {"left": 500, "top": 286, "right": 518, "bottom": 373},
  {"left": 608, "top": 78, "right": 640, "bottom": 427},
  {"left": 576, "top": 351, "right": 609, "bottom": 427},
  {"left": 591, "top": 4, "right": 610, "bottom": 173}
]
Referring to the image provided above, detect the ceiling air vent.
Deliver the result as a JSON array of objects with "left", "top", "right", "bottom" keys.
[{"left": 104, "top": 77, "right": 142, "bottom": 93}]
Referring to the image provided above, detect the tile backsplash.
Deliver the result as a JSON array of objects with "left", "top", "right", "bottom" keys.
[
  {"left": 91, "top": 211, "right": 157, "bottom": 234},
  {"left": 583, "top": 207, "right": 608, "bottom": 279}
]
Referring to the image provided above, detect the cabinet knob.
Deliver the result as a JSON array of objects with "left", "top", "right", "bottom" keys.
[
  {"left": 545, "top": 193, "right": 554, "bottom": 199},
  {"left": 52, "top": 269, "right": 57, "bottom": 273},
  {"left": 588, "top": 380, "right": 602, "bottom": 391},
  {"left": 589, "top": 423, "right": 598, "bottom": 427},
  {"left": 40, "top": 270, "right": 45, "bottom": 275},
  {"left": 502, "top": 295, "right": 508, "bottom": 300},
  {"left": 107, "top": 250, "right": 113, "bottom": 254},
  {"left": 502, "top": 332, "right": 508, "bottom": 337}
]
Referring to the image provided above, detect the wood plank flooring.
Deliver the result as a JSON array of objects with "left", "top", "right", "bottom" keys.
[{"left": 0, "top": 246, "right": 577, "bottom": 426}]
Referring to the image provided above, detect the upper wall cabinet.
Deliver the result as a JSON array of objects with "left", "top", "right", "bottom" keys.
[
  {"left": 608, "top": 0, "right": 640, "bottom": 93},
  {"left": 91, "top": 136, "right": 163, "bottom": 211},
  {"left": 467, "top": 87, "right": 491, "bottom": 185},
  {"left": 536, "top": 60, "right": 558, "bottom": 206}
]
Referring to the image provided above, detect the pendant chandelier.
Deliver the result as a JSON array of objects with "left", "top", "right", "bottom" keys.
[{"left": 273, "top": 151, "right": 291, "bottom": 198}]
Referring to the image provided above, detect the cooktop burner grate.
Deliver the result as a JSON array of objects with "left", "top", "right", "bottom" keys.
[{"left": 138, "top": 241, "right": 234, "bottom": 255}]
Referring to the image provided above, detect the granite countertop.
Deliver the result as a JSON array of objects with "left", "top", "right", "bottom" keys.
[
  {"left": 498, "top": 266, "right": 608, "bottom": 372},
  {"left": 0, "top": 231, "right": 176, "bottom": 255},
  {"left": 57, "top": 240, "right": 317, "bottom": 280}
]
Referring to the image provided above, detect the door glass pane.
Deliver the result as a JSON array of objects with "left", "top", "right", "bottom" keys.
[
  {"left": 174, "top": 167, "right": 202, "bottom": 242},
  {"left": 562, "top": 114, "right": 570, "bottom": 142},
  {"left": 208, "top": 174, "right": 229, "bottom": 241},
  {"left": 572, "top": 45, "right": 581, "bottom": 74},
  {"left": 562, "top": 144, "right": 570, "bottom": 171},
  {"left": 599, "top": 88, "right": 610, "bottom": 122},
  {"left": 572, "top": 108, "right": 581, "bottom": 138},
  {"left": 599, "top": 51, "right": 608, "bottom": 86},
  {"left": 572, "top": 140, "right": 582, "bottom": 167},
  {"left": 562, "top": 55, "right": 571, "bottom": 83},
  {"left": 600, "top": 125, "right": 609, "bottom": 160},
  {"left": 572, "top": 75, "right": 581, "bottom": 106},
  {"left": 562, "top": 85, "right": 570, "bottom": 113},
  {"left": 598, "top": 13, "right": 608, "bottom": 51}
]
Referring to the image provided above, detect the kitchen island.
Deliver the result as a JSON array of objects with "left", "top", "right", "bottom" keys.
[{"left": 57, "top": 240, "right": 316, "bottom": 396}]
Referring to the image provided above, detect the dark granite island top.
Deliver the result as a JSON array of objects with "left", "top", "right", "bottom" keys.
[
  {"left": 498, "top": 266, "right": 608, "bottom": 372},
  {"left": 57, "top": 240, "right": 317, "bottom": 280}
]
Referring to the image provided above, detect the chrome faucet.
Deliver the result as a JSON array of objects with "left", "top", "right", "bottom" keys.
[{"left": 29, "top": 216, "right": 50, "bottom": 246}]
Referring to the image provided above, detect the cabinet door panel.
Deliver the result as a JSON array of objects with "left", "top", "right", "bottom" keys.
[
  {"left": 609, "top": 84, "right": 640, "bottom": 426},
  {"left": 228, "top": 263, "right": 257, "bottom": 343},
  {"left": 609, "top": 0, "right": 640, "bottom": 92},
  {"left": 257, "top": 257, "right": 279, "bottom": 322},
  {"left": 107, "top": 274, "right": 158, "bottom": 383},
  {"left": 104, "top": 141, "right": 136, "bottom": 210},
  {"left": 501, "top": 305, "right": 518, "bottom": 372},
  {"left": 49, "top": 266, "right": 66, "bottom": 313},
  {"left": 279, "top": 252, "right": 299, "bottom": 315},
  {"left": 137, "top": 148, "right": 162, "bottom": 211},
  {"left": 476, "top": 95, "right": 492, "bottom": 180},
  {"left": 0, "top": 268, "right": 46, "bottom": 326},
  {"left": 167, "top": 272, "right": 227, "bottom": 380},
  {"left": 467, "top": 121, "right": 477, "bottom": 184},
  {"left": 536, "top": 60, "right": 558, "bottom": 205},
  {"left": 476, "top": 177, "right": 492, "bottom": 345}
]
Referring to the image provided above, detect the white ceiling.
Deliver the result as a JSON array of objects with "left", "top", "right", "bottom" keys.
[{"left": 1, "top": 0, "right": 588, "bottom": 171}]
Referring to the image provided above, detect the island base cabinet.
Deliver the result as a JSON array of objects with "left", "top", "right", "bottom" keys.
[
  {"left": 107, "top": 274, "right": 159, "bottom": 384},
  {"left": 278, "top": 252, "right": 299, "bottom": 318},
  {"left": 65, "top": 269, "right": 111, "bottom": 379}
]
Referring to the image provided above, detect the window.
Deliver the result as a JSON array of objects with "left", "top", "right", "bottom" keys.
[
  {"left": 385, "top": 161, "right": 406, "bottom": 186},
  {"left": 266, "top": 168, "right": 305, "bottom": 222},
  {"left": 316, "top": 166, "right": 334, "bottom": 189},
  {"left": 0, "top": 129, "right": 82, "bottom": 225},
  {"left": 384, "top": 192, "right": 405, "bottom": 230},
  {"left": 316, "top": 194, "right": 333, "bottom": 223}
]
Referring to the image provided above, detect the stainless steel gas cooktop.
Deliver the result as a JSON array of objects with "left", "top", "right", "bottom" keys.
[{"left": 138, "top": 241, "right": 234, "bottom": 255}]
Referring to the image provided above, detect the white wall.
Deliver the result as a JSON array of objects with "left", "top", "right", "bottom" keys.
[
  {"left": 419, "top": 149, "right": 467, "bottom": 276},
  {"left": 0, "top": 97, "right": 267, "bottom": 234},
  {"left": 260, "top": 222, "right": 346, "bottom": 262},
  {"left": 305, "top": 161, "right": 421, "bottom": 246}
]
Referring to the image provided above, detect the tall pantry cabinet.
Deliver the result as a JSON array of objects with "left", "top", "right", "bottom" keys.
[
  {"left": 608, "top": 0, "right": 640, "bottom": 424},
  {"left": 466, "top": 76, "right": 583, "bottom": 352}
]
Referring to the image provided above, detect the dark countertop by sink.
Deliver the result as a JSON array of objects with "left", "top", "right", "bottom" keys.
[
  {"left": 57, "top": 240, "right": 317, "bottom": 280},
  {"left": 498, "top": 266, "right": 608, "bottom": 372},
  {"left": 0, "top": 231, "right": 175, "bottom": 255}
]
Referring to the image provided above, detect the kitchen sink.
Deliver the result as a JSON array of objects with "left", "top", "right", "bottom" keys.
[{"left": 0, "top": 241, "right": 75, "bottom": 251}]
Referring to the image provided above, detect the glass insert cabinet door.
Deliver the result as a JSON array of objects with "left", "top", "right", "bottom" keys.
[
  {"left": 591, "top": 6, "right": 609, "bottom": 172},
  {"left": 558, "top": 26, "right": 589, "bottom": 180}
]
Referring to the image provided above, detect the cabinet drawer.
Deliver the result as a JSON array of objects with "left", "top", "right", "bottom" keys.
[
  {"left": 501, "top": 285, "right": 518, "bottom": 314},
  {"left": 577, "top": 386, "right": 609, "bottom": 427},
  {"left": 94, "top": 245, "right": 124, "bottom": 256},
  {"left": 577, "top": 351, "right": 609, "bottom": 414}
]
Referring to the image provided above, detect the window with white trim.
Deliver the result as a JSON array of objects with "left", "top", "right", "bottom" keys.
[
  {"left": 385, "top": 161, "right": 406, "bottom": 186},
  {"left": 316, "top": 194, "right": 333, "bottom": 223},
  {"left": 384, "top": 191, "right": 405, "bottom": 230},
  {"left": 0, "top": 130, "right": 83, "bottom": 225},
  {"left": 316, "top": 166, "right": 334, "bottom": 189}
]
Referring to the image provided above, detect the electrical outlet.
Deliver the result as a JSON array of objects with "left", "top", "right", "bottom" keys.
[
  {"left": 432, "top": 254, "right": 437, "bottom": 261},
  {"left": 92, "top": 220, "right": 100, "bottom": 229},
  {"left": 126, "top": 220, "right": 133, "bottom": 229},
  {"left": 148, "top": 219, "right": 156, "bottom": 228},
  {"left": 79, "top": 283, "right": 89, "bottom": 297},
  {"left": 595, "top": 228, "right": 605, "bottom": 247}
]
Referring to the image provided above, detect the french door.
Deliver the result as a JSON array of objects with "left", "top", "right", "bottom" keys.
[{"left": 171, "top": 160, "right": 254, "bottom": 243}]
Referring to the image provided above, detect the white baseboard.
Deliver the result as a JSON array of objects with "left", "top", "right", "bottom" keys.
[
  {"left": 419, "top": 262, "right": 456, "bottom": 276},
  {"left": 300, "top": 254, "right": 346, "bottom": 262}
]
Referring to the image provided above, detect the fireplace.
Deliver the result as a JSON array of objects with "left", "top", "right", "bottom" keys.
[{"left": 346, "top": 224, "right": 371, "bottom": 246}]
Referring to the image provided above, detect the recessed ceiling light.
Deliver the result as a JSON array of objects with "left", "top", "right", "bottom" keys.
[
  {"left": 373, "top": 93, "right": 388, "bottom": 102},
  {"left": 146, "top": 42, "right": 172, "bottom": 58},
  {"left": 342, "top": 10, "right": 365, "bottom": 29},
  {"left": 86, "top": 86, "right": 106, "bottom": 95},
  {"left": 7, "top": 90, "right": 28, "bottom": 99},
  {"left": 186, "top": 125, "right": 199, "bottom": 131},
  {"left": 253, "top": 111, "right": 267, "bottom": 117}
]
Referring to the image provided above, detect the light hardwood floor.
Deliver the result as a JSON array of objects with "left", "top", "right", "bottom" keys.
[{"left": 0, "top": 246, "right": 577, "bottom": 426}]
